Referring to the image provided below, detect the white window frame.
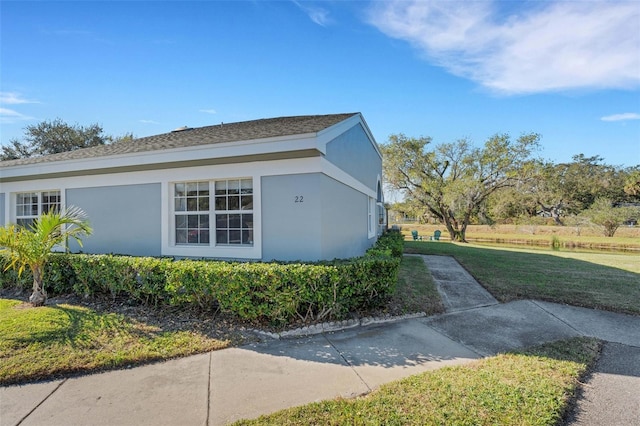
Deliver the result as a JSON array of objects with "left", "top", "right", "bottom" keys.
[
  {"left": 377, "top": 202, "right": 386, "bottom": 235},
  {"left": 368, "top": 196, "right": 376, "bottom": 238},
  {"left": 14, "top": 190, "right": 61, "bottom": 228},
  {"left": 213, "top": 178, "right": 254, "bottom": 246},
  {"left": 174, "top": 181, "right": 211, "bottom": 245},
  {"left": 169, "top": 177, "right": 255, "bottom": 251}
]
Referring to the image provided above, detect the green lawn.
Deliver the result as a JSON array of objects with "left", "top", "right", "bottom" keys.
[
  {"left": 390, "top": 255, "right": 445, "bottom": 316},
  {"left": 405, "top": 241, "right": 640, "bottom": 315},
  {"left": 234, "top": 337, "right": 601, "bottom": 426},
  {"left": 0, "top": 298, "right": 229, "bottom": 385}
]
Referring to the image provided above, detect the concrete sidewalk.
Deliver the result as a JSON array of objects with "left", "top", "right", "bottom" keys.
[{"left": 2, "top": 255, "right": 639, "bottom": 425}]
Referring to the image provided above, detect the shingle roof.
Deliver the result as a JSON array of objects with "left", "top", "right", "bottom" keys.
[{"left": 1, "top": 113, "right": 358, "bottom": 167}]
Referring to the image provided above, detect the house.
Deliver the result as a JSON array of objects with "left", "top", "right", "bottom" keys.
[{"left": 0, "top": 113, "right": 385, "bottom": 261}]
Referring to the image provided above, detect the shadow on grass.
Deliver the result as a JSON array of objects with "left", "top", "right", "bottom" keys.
[
  {"left": 6, "top": 303, "right": 160, "bottom": 350},
  {"left": 404, "top": 241, "right": 640, "bottom": 316}
]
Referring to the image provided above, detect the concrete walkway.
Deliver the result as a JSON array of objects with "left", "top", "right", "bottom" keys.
[{"left": 2, "top": 255, "right": 639, "bottom": 425}]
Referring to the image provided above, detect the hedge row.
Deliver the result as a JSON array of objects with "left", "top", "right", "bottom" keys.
[{"left": 1, "top": 231, "right": 404, "bottom": 324}]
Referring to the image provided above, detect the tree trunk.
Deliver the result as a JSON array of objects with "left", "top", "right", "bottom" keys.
[
  {"left": 29, "top": 264, "right": 47, "bottom": 307},
  {"left": 603, "top": 222, "right": 618, "bottom": 237},
  {"left": 538, "top": 201, "right": 564, "bottom": 225},
  {"left": 458, "top": 220, "right": 469, "bottom": 243},
  {"left": 442, "top": 211, "right": 468, "bottom": 242}
]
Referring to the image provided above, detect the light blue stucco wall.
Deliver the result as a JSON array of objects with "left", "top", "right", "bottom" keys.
[
  {"left": 325, "top": 123, "right": 382, "bottom": 192},
  {"left": 66, "top": 183, "right": 161, "bottom": 256},
  {"left": 0, "top": 193, "right": 5, "bottom": 225},
  {"left": 261, "top": 174, "right": 323, "bottom": 261},
  {"left": 320, "top": 175, "right": 372, "bottom": 259},
  {"left": 261, "top": 173, "right": 373, "bottom": 261}
]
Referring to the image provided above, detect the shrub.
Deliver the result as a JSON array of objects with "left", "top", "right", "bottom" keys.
[
  {"left": 0, "top": 256, "right": 31, "bottom": 290},
  {"left": 1, "top": 234, "right": 402, "bottom": 325},
  {"left": 368, "top": 229, "right": 404, "bottom": 258}
]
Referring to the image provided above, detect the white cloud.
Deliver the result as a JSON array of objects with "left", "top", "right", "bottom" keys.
[
  {"left": 0, "top": 91, "right": 40, "bottom": 105},
  {"left": 292, "top": 1, "right": 333, "bottom": 27},
  {"left": 139, "top": 119, "right": 159, "bottom": 124},
  {"left": 199, "top": 109, "right": 217, "bottom": 115},
  {"left": 367, "top": 1, "right": 640, "bottom": 94},
  {"left": 0, "top": 107, "right": 34, "bottom": 124},
  {"left": 601, "top": 113, "right": 640, "bottom": 122}
]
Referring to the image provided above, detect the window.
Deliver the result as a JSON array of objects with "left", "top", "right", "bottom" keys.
[
  {"left": 15, "top": 191, "right": 61, "bottom": 228},
  {"left": 173, "top": 179, "right": 253, "bottom": 246},
  {"left": 377, "top": 202, "right": 386, "bottom": 235},
  {"left": 368, "top": 197, "right": 376, "bottom": 238},
  {"left": 214, "top": 179, "right": 253, "bottom": 245},
  {"left": 174, "top": 182, "right": 210, "bottom": 245}
]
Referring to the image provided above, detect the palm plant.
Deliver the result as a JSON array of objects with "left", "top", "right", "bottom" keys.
[{"left": 0, "top": 206, "right": 92, "bottom": 306}]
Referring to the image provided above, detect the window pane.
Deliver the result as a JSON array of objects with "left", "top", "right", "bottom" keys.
[
  {"left": 241, "top": 179, "right": 252, "bottom": 194},
  {"left": 228, "top": 196, "right": 240, "bottom": 210},
  {"left": 229, "top": 230, "right": 241, "bottom": 244},
  {"left": 188, "top": 215, "right": 199, "bottom": 228},
  {"left": 241, "top": 214, "right": 253, "bottom": 228},
  {"left": 229, "top": 214, "right": 240, "bottom": 228},
  {"left": 216, "top": 214, "right": 228, "bottom": 228},
  {"left": 215, "top": 196, "right": 226, "bottom": 210},
  {"left": 187, "top": 231, "right": 199, "bottom": 244},
  {"left": 241, "top": 196, "right": 253, "bottom": 210},
  {"left": 175, "top": 198, "right": 186, "bottom": 212},
  {"left": 176, "top": 229, "right": 188, "bottom": 244},
  {"left": 215, "top": 181, "right": 227, "bottom": 195},
  {"left": 175, "top": 183, "right": 185, "bottom": 197},
  {"left": 187, "top": 182, "right": 198, "bottom": 196},
  {"left": 228, "top": 180, "right": 239, "bottom": 195},
  {"left": 42, "top": 203, "right": 57, "bottom": 214},
  {"left": 200, "top": 214, "right": 209, "bottom": 228},
  {"left": 216, "top": 230, "right": 228, "bottom": 244},
  {"left": 198, "top": 181, "right": 209, "bottom": 195},
  {"left": 175, "top": 215, "right": 187, "bottom": 228},
  {"left": 187, "top": 197, "right": 198, "bottom": 211},
  {"left": 242, "top": 230, "right": 253, "bottom": 245},
  {"left": 198, "top": 197, "right": 209, "bottom": 211},
  {"left": 201, "top": 230, "right": 210, "bottom": 244}
]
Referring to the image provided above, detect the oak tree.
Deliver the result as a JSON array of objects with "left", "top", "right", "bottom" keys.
[
  {"left": 382, "top": 133, "right": 540, "bottom": 242},
  {"left": 1, "top": 118, "right": 133, "bottom": 160}
]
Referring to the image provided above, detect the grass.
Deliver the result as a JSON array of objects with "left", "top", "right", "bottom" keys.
[
  {"left": 390, "top": 255, "right": 445, "bottom": 316},
  {"left": 0, "top": 298, "right": 229, "bottom": 385},
  {"left": 234, "top": 337, "right": 601, "bottom": 426},
  {"left": 405, "top": 241, "right": 640, "bottom": 315}
]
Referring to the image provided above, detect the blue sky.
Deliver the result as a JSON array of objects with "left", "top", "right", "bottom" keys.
[{"left": 1, "top": 0, "right": 639, "bottom": 167}]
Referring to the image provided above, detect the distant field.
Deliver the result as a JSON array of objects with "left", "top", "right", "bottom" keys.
[{"left": 395, "top": 223, "right": 640, "bottom": 251}]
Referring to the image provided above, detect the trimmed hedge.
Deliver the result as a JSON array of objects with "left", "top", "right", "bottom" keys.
[{"left": 1, "top": 231, "right": 403, "bottom": 324}]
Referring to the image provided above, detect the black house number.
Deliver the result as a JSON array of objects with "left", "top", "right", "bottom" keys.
[{"left": 294, "top": 195, "right": 304, "bottom": 203}]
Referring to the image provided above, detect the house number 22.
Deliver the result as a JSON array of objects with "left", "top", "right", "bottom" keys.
[{"left": 294, "top": 195, "right": 304, "bottom": 203}]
